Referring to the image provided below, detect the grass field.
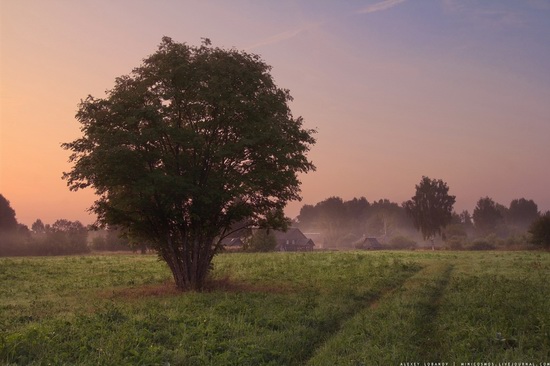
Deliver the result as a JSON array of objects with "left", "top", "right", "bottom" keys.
[{"left": 0, "top": 251, "right": 549, "bottom": 365}]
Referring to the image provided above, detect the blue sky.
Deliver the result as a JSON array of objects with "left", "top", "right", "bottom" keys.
[{"left": 1, "top": 0, "right": 549, "bottom": 225}]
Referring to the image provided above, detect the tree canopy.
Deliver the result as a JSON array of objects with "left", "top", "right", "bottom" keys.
[
  {"left": 62, "top": 37, "right": 316, "bottom": 290},
  {"left": 296, "top": 196, "right": 414, "bottom": 248},
  {"left": 472, "top": 197, "right": 503, "bottom": 236},
  {"left": 508, "top": 198, "right": 539, "bottom": 231},
  {"left": 529, "top": 213, "right": 550, "bottom": 248},
  {"left": 0, "top": 194, "right": 18, "bottom": 232},
  {"left": 403, "top": 176, "right": 456, "bottom": 243}
]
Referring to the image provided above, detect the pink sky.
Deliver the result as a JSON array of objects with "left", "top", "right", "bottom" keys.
[{"left": 1, "top": 0, "right": 549, "bottom": 227}]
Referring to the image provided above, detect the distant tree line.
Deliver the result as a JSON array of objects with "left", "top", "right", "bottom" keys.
[
  {"left": 89, "top": 227, "right": 132, "bottom": 252},
  {"left": 0, "top": 193, "right": 89, "bottom": 256},
  {"left": 2, "top": 184, "right": 549, "bottom": 256},
  {"left": 295, "top": 188, "right": 550, "bottom": 250},
  {"left": 295, "top": 196, "right": 416, "bottom": 248},
  {"left": 0, "top": 194, "right": 134, "bottom": 256},
  {"left": 27, "top": 218, "right": 88, "bottom": 255}
]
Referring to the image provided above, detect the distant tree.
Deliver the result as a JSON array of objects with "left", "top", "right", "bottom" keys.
[
  {"left": 343, "top": 197, "right": 370, "bottom": 233},
  {"left": 91, "top": 235, "right": 108, "bottom": 251},
  {"left": 508, "top": 198, "right": 539, "bottom": 232},
  {"left": 368, "top": 199, "right": 404, "bottom": 237},
  {"left": 444, "top": 222, "right": 467, "bottom": 239},
  {"left": 528, "top": 213, "right": 550, "bottom": 249},
  {"left": 388, "top": 235, "right": 417, "bottom": 250},
  {"left": 248, "top": 229, "right": 278, "bottom": 252},
  {"left": 473, "top": 197, "right": 503, "bottom": 236},
  {"left": 446, "top": 211, "right": 470, "bottom": 239},
  {"left": 318, "top": 197, "right": 348, "bottom": 245},
  {"left": 297, "top": 197, "right": 370, "bottom": 241},
  {"left": 31, "top": 219, "right": 46, "bottom": 234},
  {"left": 344, "top": 197, "right": 370, "bottom": 218},
  {"left": 47, "top": 220, "right": 89, "bottom": 254},
  {"left": 18, "top": 224, "right": 30, "bottom": 236},
  {"left": 0, "top": 195, "right": 23, "bottom": 256},
  {"left": 0, "top": 194, "right": 18, "bottom": 232},
  {"left": 296, "top": 204, "right": 318, "bottom": 230},
  {"left": 459, "top": 210, "right": 473, "bottom": 227},
  {"left": 496, "top": 203, "right": 510, "bottom": 233},
  {"left": 105, "top": 226, "right": 131, "bottom": 251},
  {"left": 403, "top": 176, "right": 456, "bottom": 248},
  {"left": 366, "top": 213, "right": 389, "bottom": 237},
  {"left": 62, "top": 37, "right": 315, "bottom": 290},
  {"left": 297, "top": 196, "right": 413, "bottom": 248}
]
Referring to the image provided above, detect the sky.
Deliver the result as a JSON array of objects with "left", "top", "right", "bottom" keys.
[{"left": 1, "top": 0, "right": 550, "bottom": 227}]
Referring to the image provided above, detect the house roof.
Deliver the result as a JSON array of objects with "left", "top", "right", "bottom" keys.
[
  {"left": 273, "top": 228, "right": 315, "bottom": 248},
  {"left": 273, "top": 228, "right": 307, "bottom": 241},
  {"left": 355, "top": 235, "right": 383, "bottom": 249}
]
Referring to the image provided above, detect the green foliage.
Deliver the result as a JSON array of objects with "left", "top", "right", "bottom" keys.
[
  {"left": 529, "top": 215, "right": 550, "bottom": 248},
  {"left": 47, "top": 219, "right": 88, "bottom": 254},
  {"left": 1, "top": 218, "right": 89, "bottom": 257},
  {"left": 296, "top": 197, "right": 413, "bottom": 248},
  {"left": 467, "top": 239, "right": 496, "bottom": 251},
  {"left": 247, "top": 230, "right": 277, "bottom": 252},
  {"left": 297, "top": 197, "right": 350, "bottom": 247},
  {"left": 31, "top": 219, "right": 45, "bottom": 234},
  {"left": 90, "top": 227, "right": 132, "bottom": 252},
  {"left": 473, "top": 196, "right": 504, "bottom": 236},
  {"left": 508, "top": 198, "right": 539, "bottom": 232},
  {"left": 62, "top": 37, "right": 316, "bottom": 290},
  {"left": 387, "top": 235, "right": 417, "bottom": 249},
  {"left": 0, "top": 194, "right": 18, "bottom": 231},
  {"left": 0, "top": 194, "right": 23, "bottom": 256},
  {"left": 404, "top": 176, "right": 456, "bottom": 241}
]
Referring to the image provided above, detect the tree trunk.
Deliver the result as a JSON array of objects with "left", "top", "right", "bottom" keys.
[{"left": 161, "top": 237, "right": 214, "bottom": 291}]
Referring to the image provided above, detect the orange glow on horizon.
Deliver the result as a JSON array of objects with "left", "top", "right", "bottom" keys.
[{"left": 1, "top": 1, "right": 549, "bottom": 227}]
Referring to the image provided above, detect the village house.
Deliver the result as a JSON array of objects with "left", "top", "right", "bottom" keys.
[
  {"left": 219, "top": 227, "right": 315, "bottom": 251},
  {"left": 273, "top": 228, "right": 315, "bottom": 251},
  {"left": 354, "top": 235, "right": 384, "bottom": 250}
]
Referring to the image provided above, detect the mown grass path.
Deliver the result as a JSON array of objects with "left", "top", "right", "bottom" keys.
[
  {"left": 306, "top": 261, "right": 454, "bottom": 365},
  {"left": 307, "top": 252, "right": 549, "bottom": 365}
]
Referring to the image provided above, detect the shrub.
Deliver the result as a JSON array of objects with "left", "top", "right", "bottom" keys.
[
  {"left": 388, "top": 236, "right": 417, "bottom": 250},
  {"left": 447, "top": 237, "right": 465, "bottom": 250},
  {"left": 468, "top": 240, "right": 495, "bottom": 251},
  {"left": 338, "top": 233, "right": 359, "bottom": 248},
  {"left": 0, "top": 231, "right": 30, "bottom": 256},
  {"left": 248, "top": 230, "right": 277, "bottom": 252},
  {"left": 91, "top": 236, "right": 108, "bottom": 251},
  {"left": 529, "top": 215, "right": 550, "bottom": 249}
]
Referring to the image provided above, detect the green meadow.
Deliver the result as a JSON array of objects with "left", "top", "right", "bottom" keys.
[{"left": 1, "top": 251, "right": 549, "bottom": 365}]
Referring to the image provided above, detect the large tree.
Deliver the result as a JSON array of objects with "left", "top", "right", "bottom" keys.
[
  {"left": 62, "top": 37, "right": 315, "bottom": 290},
  {"left": 403, "top": 176, "right": 456, "bottom": 247}
]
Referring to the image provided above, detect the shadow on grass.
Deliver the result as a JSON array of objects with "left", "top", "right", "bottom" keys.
[{"left": 99, "top": 276, "right": 297, "bottom": 300}]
